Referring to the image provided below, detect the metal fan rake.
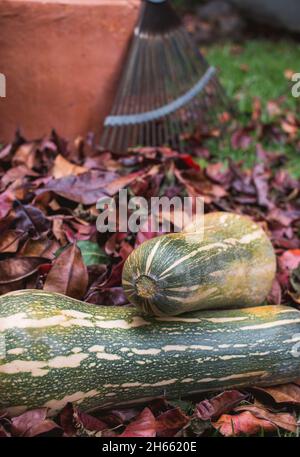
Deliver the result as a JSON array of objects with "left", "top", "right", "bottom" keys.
[{"left": 100, "top": 0, "right": 229, "bottom": 154}]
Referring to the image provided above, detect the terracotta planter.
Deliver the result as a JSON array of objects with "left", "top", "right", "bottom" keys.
[{"left": 0, "top": 0, "right": 140, "bottom": 143}]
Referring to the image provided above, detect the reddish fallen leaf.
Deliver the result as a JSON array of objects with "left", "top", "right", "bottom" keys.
[
  {"left": 212, "top": 411, "right": 276, "bottom": 436},
  {"left": 12, "top": 142, "right": 38, "bottom": 169},
  {"left": 267, "top": 100, "right": 282, "bottom": 117},
  {"left": 19, "top": 238, "right": 60, "bottom": 260},
  {"left": 14, "top": 203, "right": 51, "bottom": 239},
  {"left": 281, "top": 119, "right": 298, "bottom": 137},
  {"left": 196, "top": 390, "right": 247, "bottom": 421},
  {"left": 0, "top": 257, "right": 48, "bottom": 285},
  {"left": 252, "top": 164, "right": 272, "bottom": 209},
  {"left": 74, "top": 409, "right": 107, "bottom": 434},
  {"left": 0, "top": 190, "right": 14, "bottom": 219},
  {"left": 36, "top": 170, "right": 119, "bottom": 205},
  {"left": 44, "top": 244, "right": 88, "bottom": 299},
  {"left": 11, "top": 408, "right": 47, "bottom": 436},
  {"left": 267, "top": 279, "right": 282, "bottom": 305},
  {"left": 231, "top": 129, "right": 252, "bottom": 150},
  {"left": 103, "top": 170, "right": 145, "bottom": 196},
  {"left": 51, "top": 154, "right": 88, "bottom": 179},
  {"left": 205, "top": 162, "right": 232, "bottom": 186},
  {"left": 148, "top": 398, "right": 170, "bottom": 416},
  {"left": 119, "top": 408, "right": 156, "bottom": 438},
  {"left": 179, "top": 154, "right": 201, "bottom": 171},
  {"left": 156, "top": 408, "right": 190, "bottom": 437},
  {"left": 252, "top": 383, "right": 300, "bottom": 406},
  {"left": 25, "top": 419, "right": 63, "bottom": 437},
  {"left": 0, "top": 230, "right": 24, "bottom": 253},
  {"left": 59, "top": 403, "right": 107, "bottom": 436},
  {"left": 252, "top": 97, "right": 262, "bottom": 122},
  {"left": 234, "top": 405, "right": 297, "bottom": 433},
  {"left": 1, "top": 165, "right": 38, "bottom": 188},
  {"left": 59, "top": 403, "right": 77, "bottom": 437},
  {"left": 0, "top": 424, "right": 10, "bottom": 437},
  {"left": 279, "top": 250, "right": 300, "bottom": 273},
  {"left": 102, "top": 408, "right": 141, "bottom": 428}
]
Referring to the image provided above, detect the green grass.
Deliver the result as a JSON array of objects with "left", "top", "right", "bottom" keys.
[
  {"left": 201, "top": 40, "right": 300, "bottom": 176},
  {"left": 207, "top": 40, "right": 300, "bottom": 111}
]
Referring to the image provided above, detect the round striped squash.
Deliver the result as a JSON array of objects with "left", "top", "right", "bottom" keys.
[
  {"left": 0, "top": 290, "right": 299, "bottom": 415},
  {"left": 122, "top": 212, "right": 276, "bottom": 316}
]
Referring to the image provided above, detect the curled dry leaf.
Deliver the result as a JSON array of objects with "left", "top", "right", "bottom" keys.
[
  {"left": 252, "top": 383, "right": 300, "bottom": 406},
  {"left": 234, "top": 405, "right": 297, "bottom": 433},
  {"left": 0, "top": 257, "right": 49, "bottom": 285},
  {"left": 101, "top": 408, "right": 141, "bottom": 428},
  {"left": 0, "top": 190, "right": 14, "bottom": 219},
  {"left": 36, "top": 170, "right": 119, "bottom": 205},
  {"left": 14, "top": 203, "right": 51, "bottom": 239},
  {"left": 51, "top": 154, "right": 88, "bottom": 179},
  {"left": 156, "top": 408, "right": 190, "bottom": 437},
  {"left": 43, "top": 244, "right": 88, "bottom": 300},
  {"left": 196, "top": 390, "right": 247, "bottom": 421},
  {"left": 59, "top": 403, "right": 76, "bottom": 437},
  {"left": 0, "top": 230, "right": 24, "bottom": 253},
  {"left": 279, "top": 250, "right": 300, "bottom": 272},
  {"left": 212, "top": 411, "right": 277, "bottom": 437},
  {"left": 73, "top": 408, "right": 107, "bottom": 436},
  {"left": 0, "top": 424, "right": 10, "bottom": 437},
  {"left": 10, "top": 408, "right": 61, "bottom": 437},
  {"left": 19, "top": 238, "right": 60, "bottom": 260},
  {"left": 267, "top": 279, "right": 282, "bottom": 305},
  {"left": 119, "top": 408, "right": 156, "bottom": 438},
  {"left": 24, "top": 419, "right": 63, "bottom": 437}
]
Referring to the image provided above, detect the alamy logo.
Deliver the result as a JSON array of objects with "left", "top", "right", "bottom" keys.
[
  {"left": 0, "top": 73, "right": 6, "bottom": 98},
  {"left": 291, "top": 333, "right": 300, "bottom": 358},
  {"left": 291, "top": 73, "right": 300, "bottom": 98},
  {"left": 96, "top": 189, "right": 204, "bottom": 235}
]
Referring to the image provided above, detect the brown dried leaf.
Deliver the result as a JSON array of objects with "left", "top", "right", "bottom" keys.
[
  {"left": 119, "top": 408, "right": 156, "bottom": 438},
  {"left": 0, "top": 190, "right": 14, "bottom": 219},
  {"left": 0, "top": 424, "right": 10, "bottom": 437},
  {"left": 156, "top": 408, "right": 190, "bottom": 437},
  {"left": 234, "top": 405, "right": 297, "bottom": 433},
  {"left": 0, "top": 230, "right": 24, "bottom": 253},
  {"left": 212, "top": 411, "right": 276, "bottom": 437},
  {"left": 52, "top": 154, "right": 87, "bottom": 179},
  {"left": 252, "top": 383, "right": 300, "bottom": 406},
  {"left": 19, "top": 238, "right": 59, "bottom": 260},
  {"left": 11, "top": 408, "right": 47, "bottom": 436},
  {"left": 0, "top": 257, "right": 48, "bottom": 285},
  {"left": 196, "top": 390, "right": 247, "bottom": 421},
  {"left": 36, "top": 170, "right": 119, "bottom": 205},
  {"left": 14, "top": 203, "right": 51, "bottom": 239},
  {"left": 44, "top": 244, "right": 88, "bottom": 299},
  {"left": 25, "top": 419, "right": 63, "bottom": 437}
]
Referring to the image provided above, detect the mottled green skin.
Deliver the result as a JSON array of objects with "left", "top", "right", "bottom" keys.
[
  {"left": 123, "top": 212, "right": 276, "bottom": 316},
  {"left": 0, "top": 290, "right": 299, "bottom": 415}
]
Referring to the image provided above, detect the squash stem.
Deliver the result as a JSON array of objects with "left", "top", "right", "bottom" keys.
[{"left": 135, "top": 275, "right": 158, "bottom": 299}]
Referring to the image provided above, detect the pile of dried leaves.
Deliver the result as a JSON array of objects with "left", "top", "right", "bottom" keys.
[
  {"left": 0, "top": 94, "right": 300, "bottom": 436},
  {"left": 1, "top": 125, "right": 300, "bottom": 308}
]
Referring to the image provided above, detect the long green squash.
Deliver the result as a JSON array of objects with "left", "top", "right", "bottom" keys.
[
  {"left": 1, "top": 290, "right": 300, "bottom": 416},
  {"left": 123, "top": 212, "right": 276, "bottom": 316}
]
